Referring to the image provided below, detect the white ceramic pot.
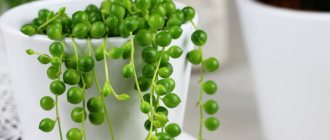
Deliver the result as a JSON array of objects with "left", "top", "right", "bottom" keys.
[
  {"left": 0, "top": 0, "right": 196, "bottom": 139},
  {"left": 237, "top": 0, "right": 330, "bottom": 140}
]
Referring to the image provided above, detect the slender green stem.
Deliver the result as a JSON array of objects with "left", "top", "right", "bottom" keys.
[
  {"left": 103, "top": 40, "right": 110, "bottom": 80},
  {"left": 101, "top": 38, "right": 120, "bottom": 98},
  {"left": 70, "top": 37, "right": 80, "bottom": 68},
  {"left": 189, "top": 20, "right": 205, "bottom": 140},
  {"left": 190, "top": 21, "right": 198, "bottom": 30},
  {"left": 37, "top": 14, "right": 61, "bottom": 32},
  {"left": 87, "top": 38, "right": 93, "bottom": 57},
  {"left": 95, "top": 38, "right": 115, "bottom": 140},
  {"left": 82, "top": 98, "right": 87, "bottom": 140},
  {"left": 93, "top": 71, "right": 115, "bottom": 140},
  {"left": 147, "top": 48, "right": 166, "bottom": 140},
  {"left": 32, "top": 51, "right": 42, "bottom": 56},
  {"left": 55, "top": 96, "right": 64, "bottom": 140},
  {"left": 198, "top": 46, "right": 204, "bottom": 140},
  {"left": 81, "top": 74, "right": 88, "bottom": 140},
  {"left": 71, "top": 36, "right": 87, "bottom": 139},
  {"left": 129, "top": 32, "right": 144, "bottom": 101}
]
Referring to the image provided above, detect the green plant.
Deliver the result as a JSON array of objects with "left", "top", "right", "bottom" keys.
[
  {"left": 0, "top": 0, "right": 34, "bottom": 12},
  {"left": 21, "top": 0, "right": 220, "bottom": 140}
]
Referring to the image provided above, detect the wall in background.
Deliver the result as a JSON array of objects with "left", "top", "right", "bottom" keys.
[{"left": 177, "top": 0, "right": 229, "bottom": 65}]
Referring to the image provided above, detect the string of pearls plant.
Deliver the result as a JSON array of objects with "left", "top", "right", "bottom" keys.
[{"left": 21, "top": 0, "right": 220, "bottom": 140}]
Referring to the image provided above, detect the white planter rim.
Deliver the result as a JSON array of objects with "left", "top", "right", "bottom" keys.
[
  {"left": 240, "top": 0, "right": 330, "bottom": 20},
  {"left": 0, "top": 0, "right": 197, "bottom": 44}
]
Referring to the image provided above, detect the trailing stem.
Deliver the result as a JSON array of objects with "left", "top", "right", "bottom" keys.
[
  {"left": 198, "top": 46, "right": 205, "bottom": 140},
  {"left": 147, "top": 48, "right": 165, "bottom": 140},
  {"left": 93, "top": 71, "right": 115, "bottom": 140},
  {"left": 80, "top": 77, "right": 87, "bottom": 140},
  {"left": 55, "top": 95, "right": 64, "bottom": 140},
  {"left": 129, "top": 32, "right": 144, "bottom": 101},
  {"left": 70, "top": 37, "right": 88, "bottom": 140},
  {"left": 189, "top": 20, "right": 206, "bottom": 140}
]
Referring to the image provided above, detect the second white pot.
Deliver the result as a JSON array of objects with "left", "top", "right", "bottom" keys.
[
  {"left": 237, "top": 0, "right": 330, "bottom": 140},
  {"left": 0, "top": 0, "right": 196, "bottom": 139}
]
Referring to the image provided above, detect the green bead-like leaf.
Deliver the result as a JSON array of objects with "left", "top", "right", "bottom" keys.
[
  {"left": 116, "top": 94, "right": 130, "bottom": 101},
  {"left": 102, "top": 83, "right": 112, "bottom": 97}
]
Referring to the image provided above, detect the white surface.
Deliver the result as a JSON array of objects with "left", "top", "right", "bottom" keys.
[
  {"left": 237, "top": 0, "right": 330, "bottom": 140},
  {"left": 0, "top": 0, "right": 195, "bottom": 139}
]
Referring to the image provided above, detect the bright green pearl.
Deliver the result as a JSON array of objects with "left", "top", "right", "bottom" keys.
[
  {"left": 142, "top": 47, "right": 158, "bottom": 64},
  {"left": 142, "top": 64, "right": 155, "bottom": 78},
  {"left": 169, "top": 26, "right": 183, "bottom": 39},
  {"left": 203, "top": 80, "right": 218, "bottom": 95},
  {"left": 140, "top": 101, "right": 151, "bottom": 114},
  {"left": 205, "top": 117, "right": 220, "bottom": 131},
  {"left": 162, "top": 2, "right": 176, "bottom": 16},
  {"left": 20, "top": 24, "right": 37, "bottom": 36},
  {"left": 191, "top": 30, "right": 208, "bottom": 46},
  {"left": 182, "top": 6, "right": 196, "bottom": 21},
  {"left": 203, "top": 100, "right": 219, "bottom": 115},
  {"left": 66, "top": 128, "right": 83, "bottom": 140},
  {"left": 157, "top": 78, "right": 175, "bottom": 92},
  {"left": 46, "top": 25, "right": 62, "bottom": 40},
  {"left": 165, "top": 123, "right": 181, "bottom": 137},
  {"left": 72, "top": 23, "right": 89, "bottom": 39},
  {"left": 87, "top": 97, "right": 104, "bottom": 113},
  {"left": 71, "top": 107, "right": 87, "bottom": 123},
  {"left": 72, "top": 11, "right": 89, "bottom": 25},
  {"left": 108, "top": 47, "right": 123, "bottom": 59},
  {"left": 38, "top": 54, "right": 52, "bottom": 64},
  {"left": 78, "top": 56, "right": 95, "bottom": 72},
  {"left": 40, "top": 96, "right": 55, "bottom": 111},
  {"left": 89, "top": 112, "right": 105, "bottom": 125},
  {"left": 148, "top": 14, "right": 165, "bottom": 31},
  {"left": 63, "top": 69, "right": 81, "bottom": 85},
  {"left": 123, "top": 16, "right": 139, "bottom": 32},
  {"left": 187, "top": 49, "right": 202, "bottom": 65},
  {"left": 156, "top": 31, "right": 172, "bottom": 47},
  {"left": 67, "top": 87, "right": 84, "bottom": 104},
  {"left": 47, "top": 66, "right": 61, "bottom": 80},
  {"left": 49, "top": 42, "right": 64, "bottom": 57},
  {"left": 204, "top": 57, "right": 220, "bottom": 72},
  {"left": 90, "top": 21, "right": 107, "bottom": 38},
  {"left": 136, "top": 0, "right": 151, "bottom": 11},
  {"left": 135, "top": 29, "right": 153, "bottom": 46},
  {"left": 156, "top": 106, "right": 169, "bottom": 116},
  {"left": 135, "top": 76, "right": 151, "bottom": 92},
  {"left": 121, "top": 64, "right": 134, "bottom": 78},
  {"left": 167, "top": 45, "right": 183, "bottom": 58},
  {"left": 38, "top": 9, "right": 50, "bottom": 19},
  {"left": 162, "top": 93, "right": 181, "bottom": 108},
  {"left": 110, "top": 4, "right": 126, "bottom": 20},
  {"left": 39, "top": 118, "right": 55, "bottom": 132},
  {"left": 50, "top": 80, "right": 66, "bottom": 95},
  {"left": 104, "top": 15, "right": 119, "bottom": 28}
]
